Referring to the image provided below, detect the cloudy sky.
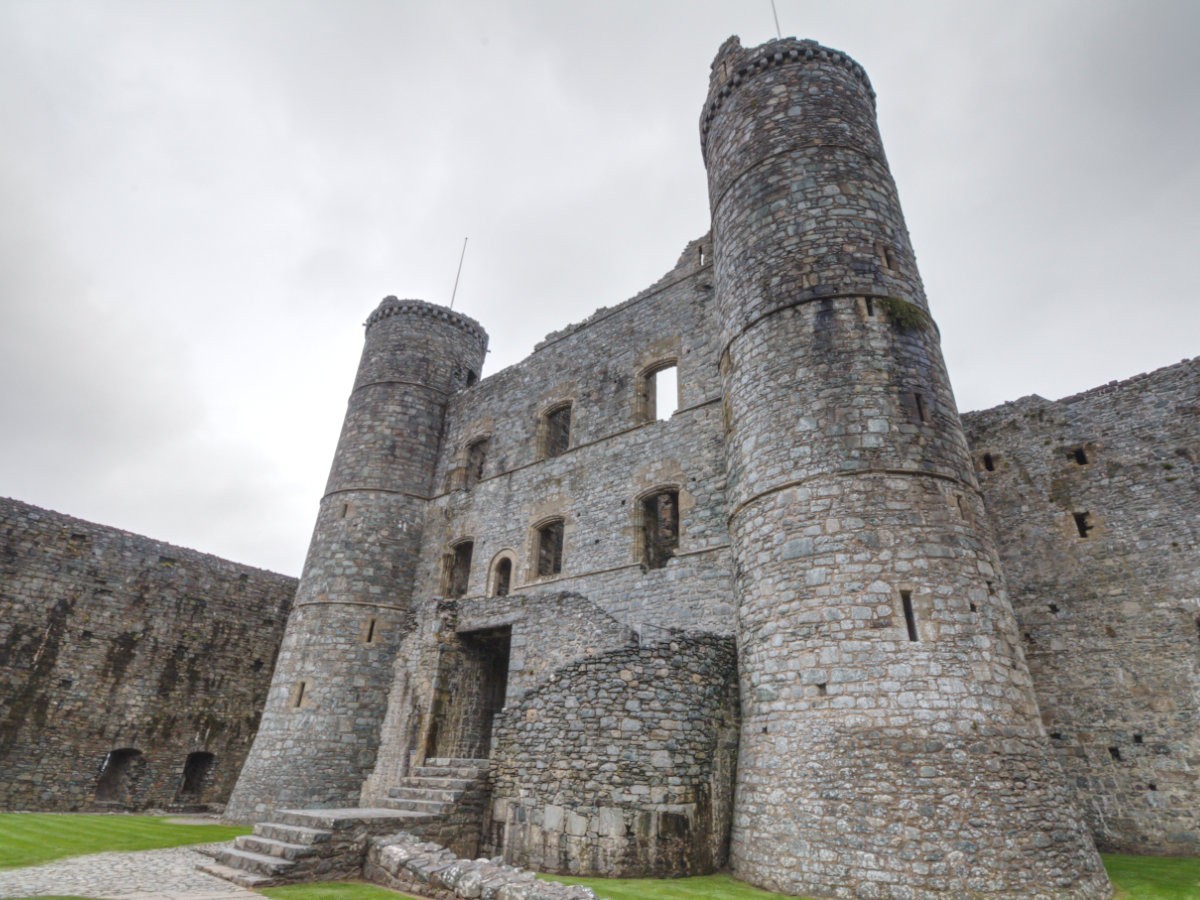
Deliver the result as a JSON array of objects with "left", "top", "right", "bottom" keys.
[{"left": 2, "top": 0, "right": 1196, "bottom": 575}]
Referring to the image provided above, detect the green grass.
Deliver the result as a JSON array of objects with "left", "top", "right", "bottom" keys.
[
  {"left": 1104, "top": 853, "right": 1200, "bottom": 899},
  {"left": 541, "top": 872, "right": 803, "bottom": 899},
  {"left": 259, "top": 884, "right": 422, "bottom": 899},
  {"left": 0, "top": 813, "right": 249, "bottom": 870}
]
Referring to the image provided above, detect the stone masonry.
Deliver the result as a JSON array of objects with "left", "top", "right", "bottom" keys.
[{"left": 0, "top": 496, "right": 295, "bottom": 811}]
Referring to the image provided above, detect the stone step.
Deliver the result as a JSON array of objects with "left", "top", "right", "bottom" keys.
[
  {"left": 197, "top": 861, "right": 276, "bottom": 889},
  {"left": 274, "top": 806, "right": 438, "bottom": 831},
  {"left": 412, "top": 765, "right": 488, "bottom": 780},
  {"left": 381, "top": 796, "right": 451, "bottom": 814},
  {"left": 253, "top": 821, "right": 334, "bottom": 846},
  {"left": 235, "top": 834, "right": 315, "bottom": 860},
  {"left": 388, "top": 785, "right": 464, "bottom": 803},
  {"left": 403, "top": 775, "right": 475, "bottom": 791},
  {"left": 425, "top": 757, "right": 490, "bottom": 768},
  {"left": 213, "top": 845, "right": 297, "bottom": 877}
]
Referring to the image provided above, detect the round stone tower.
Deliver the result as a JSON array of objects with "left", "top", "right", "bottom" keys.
[
  {"left": 226, "top": 297, "right": 487, "bottom": 821},
  {"left": 702, "top": 37, "right": 1110, "bottom": 897}
]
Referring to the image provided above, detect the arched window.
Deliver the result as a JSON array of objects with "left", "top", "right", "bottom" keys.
[
  {"left": 535, "top": 518, "right": 565, "bottom": 577},
  {"left": 539, "top": 403, "right": 572, "bottom": 459},
  {"left": 640, "top": 489, "right": 679, "bottom": 569},
  {"left": 94, "top": 748, "right": 143, "bottom": 803},
  {"left": 178, "top": 751, "right": 215, "bottom": 799},
  {"left": 491, "top": 556, "right": 513, "bottom": 597}
]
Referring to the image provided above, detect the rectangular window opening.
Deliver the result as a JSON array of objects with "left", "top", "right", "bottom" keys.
[
  {"left": 1108, "top": 746, "right": 1121, "bottom": 761},
  {"left": 537, "top": 520, "right": 565, "bottom": 577},
  {"left": 1072, "top": 447, "right": 1089, "bottom": 465},
  {"left": 543, "top": 405, "right": 572, "bottom": 458},
  {"left": 900, "top": 590, "right": 918, "bottom": 642},
  {"left": 1133, "top": 734, "right": 1143, "bottom": 744},
  {"left": 1073, "top": 511, "right": 1093, "bottom": 538},
  {"left": 865, "top": 296, "right": 875, "bottom": 317},
  {"left": 448, "top": 542, "right": 473, "bottom": 598},
  {"left": 983, "top": 453, "right": 996, "bottom": 472},
  {"left": 642, "top": 490, "right": 680, "bottom": 570},
  {"left": 653, "top": 365, "right": 679, "bottom": 420},
  {"left": 465, "top": 438, "right": 489, "bottom": 488}
]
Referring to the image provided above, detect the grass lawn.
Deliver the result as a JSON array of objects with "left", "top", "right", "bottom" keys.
[
  {"left": 260, "top": 883, "right": 423, "bottom": 899},
  {"left": 1104, "top": 853, "right": 1200, "bottom": 899},
  {"left": 0, "top": 813, "right": 249, "bottom": 870},
  {"left": 542, "top": 872, "right": 804, "bottom": 899}
]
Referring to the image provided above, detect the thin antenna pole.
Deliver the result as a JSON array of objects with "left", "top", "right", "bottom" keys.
[
  {"left": 770, "top": 0, "right": 782, "bottom": 38},
  {"left": 449, "top": 237, "right": 468, "bottom": 309}
]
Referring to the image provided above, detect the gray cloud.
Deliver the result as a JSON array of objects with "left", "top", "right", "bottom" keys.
[{"left": 1, "top": 0, "right": 1195, "bottom": 573}]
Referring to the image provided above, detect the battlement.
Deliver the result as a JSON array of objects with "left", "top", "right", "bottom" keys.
[
  {"left": 700, "top": 36, "right": 874, "bottom": 157},
  {"left": 365, "top": 296, "right": 487, "bottom": 343}
]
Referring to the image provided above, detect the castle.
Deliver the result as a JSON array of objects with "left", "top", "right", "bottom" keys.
[{"left": 2, "top": 35, "right": 1197, "bottom": 899}]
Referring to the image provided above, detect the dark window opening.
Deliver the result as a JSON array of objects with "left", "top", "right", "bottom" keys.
[
  {"left": 465, "top": 369, "right": 478, "bottom": 388},
  {"left": 1050, "top": 732, "right": 1063, "bottom": 740},
  {"left": 542, "top": 404, "right": 572, "bottom": 458},
  {"left": 364, "top": 617, "right": 377, "bottom": 644},
  {"left": 1149, "top": 782, "right": 1158, "bottom": 791},
  {"left": 913, "top": 392, "right": 929, "bottom": 424},
  {"left": 1073, "top": 512, "right": 1094, "bottom": 538},
  {"left": 1109, "top": 746, "right": 1122, "bottom": 761},
  {"left": 983, "top": 453, "right": 996, "bottom": 472},
  {"left": 986, "top": 580, "right": 996, "bottom": 595},
  {"left": 1133, "top": 734, "right": 1143, "bottom": 744},
  {"left": 900, "top": 590, "right": 918, "bottom": 642},
  {"left": 447, "top": 541, "right": 473, "bottom": 598},
  {"left": 1048, "top": 603, "right": 1059, "bottom": 614},
  {"left": 465, "top": 438, "right": 489, "bottom": 488},
  {"left": 969, "top": 601, "right": 977, "bottom": 612},
  {"left": 251, "top": 658, "right": 263, "bottom": 672},
  {"left": 537, "top": 520, "right": 565, "bottom": 577},
  {"left": 179, "top": 751, "right": 215, "bottom": 798},
  {"left": 642, "top": 490, "right": 680, "bottom": 570},
  {"left": 1072, "top": 447, "right": 1089, "bottom": 465},
  {"left": 94, "top": 748, "right": 142, "bottom": 803},
  {"left": 292, "top": 680, "right": 307, "bottom": 708},
  {"left": 492, "top": 558, "right": 512, "bottom": 597},
  {"left": 340, "top": 503, "right": 349, "bottom": 518},
  {"left": 865, "top": 296, "right": 875, "bottom": 317},
  {"left": 816, "top": 682, "right": 827, "bottom": 696}
]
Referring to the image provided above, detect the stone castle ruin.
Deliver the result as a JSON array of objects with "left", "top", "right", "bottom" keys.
[{"left": 2, "top": 35, "right": 1197, "bottom": 899}]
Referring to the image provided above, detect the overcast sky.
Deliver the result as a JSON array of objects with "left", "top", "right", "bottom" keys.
[{"left": 1, "top": 0, "right": 1196, "bottom": 575}]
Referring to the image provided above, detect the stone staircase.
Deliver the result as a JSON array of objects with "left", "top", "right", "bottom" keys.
[{"left": 199, "top": 758, "right": 491, "bottom": 888}]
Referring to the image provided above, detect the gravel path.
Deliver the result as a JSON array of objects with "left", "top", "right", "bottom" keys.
[{"left": 0, "top": 845, "right": 258, "bottom": 899}]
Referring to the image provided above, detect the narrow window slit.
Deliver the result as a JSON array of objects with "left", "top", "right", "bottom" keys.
[
  {"left": 913, "top": 392, "right": 929, "bottom": 423},
  {"left": 340, "top": 503, "right": 349, "bottom": 518},
  {"left": 983, "top": 453, "right": 996, "bottom": 472},
  {"left": 865, "top": 297, "right": 875, "bottom": 317},
  {"left": 900, "top": 590, "right": 918, "bottom": 642},
  {"left": 364, "top": 617, "right": 377, "bottom": 644},
  {"left": 293, "top": 681, "right": 307, "bottom": 708},
  {"left": 1073, "top": 512, "right": 1094, "bottom": 538}
]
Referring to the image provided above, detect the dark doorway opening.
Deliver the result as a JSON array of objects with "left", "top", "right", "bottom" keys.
[
  {"left": 424, "top": 626, "right": 511, "bottom": 761},
  {"left": 178, "top": 751, "right": 215, "bottom": 800},
  {"left": 94, "top": 748, "right": 143, "bottom": 804}
]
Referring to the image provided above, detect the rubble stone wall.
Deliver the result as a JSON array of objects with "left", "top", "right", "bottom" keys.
[
  {"left": 0, "top": 497, "right": 295, "bottom": 811},
  {"left": 965, "top": 357, "right": 1200, "bottom": 854}
]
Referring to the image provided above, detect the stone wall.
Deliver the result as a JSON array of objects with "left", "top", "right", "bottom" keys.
[
  {"left": 0, "top": 497, "right": 295, "bottom": 811},
  {"left": 965, "top": 357, "right": 1200, "bottom": 854},
  {"left": 488, "top": 635, "right": 739, "bottom": 878},
  {"left": 413, "top": 238, "right": 735, "bottom": 637}
]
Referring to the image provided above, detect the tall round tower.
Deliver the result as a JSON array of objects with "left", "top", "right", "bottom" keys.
[
  {"left": 226, "top": 297, "right": 487, "bottom": 821},
  {"left": 702, "top": 37, "right": 1109, "bottom": 897}
]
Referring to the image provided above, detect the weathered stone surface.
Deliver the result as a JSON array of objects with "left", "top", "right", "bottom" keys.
[
  {"left": 965, "top": 358, "right": 1200, "bottom": 855},
  {"left": 0, "top": 497, "right": 294, "bottom": 811}
]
